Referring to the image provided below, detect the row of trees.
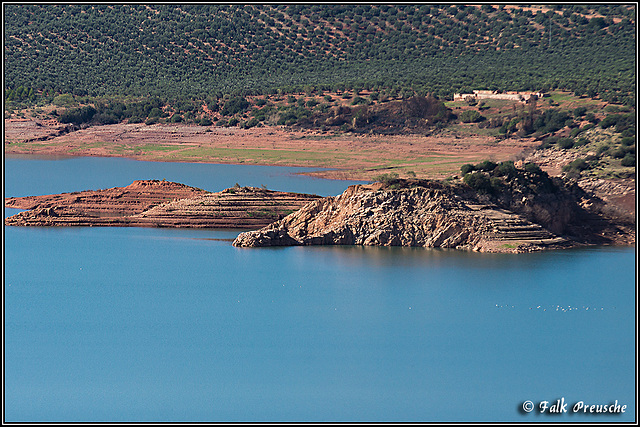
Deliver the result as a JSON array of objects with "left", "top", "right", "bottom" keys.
[{"left": 4, "top": 4, "right": 636, "bottom": 110}]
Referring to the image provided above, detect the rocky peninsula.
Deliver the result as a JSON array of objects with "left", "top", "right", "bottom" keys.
[
  {"left": 233, "top": 173, "right": 635, "bottom": 253},
  {"left": 5, "top": 180, "right": 321, "bottom": 229}
]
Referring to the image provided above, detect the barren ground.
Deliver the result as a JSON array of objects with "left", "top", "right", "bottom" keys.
[{"left": 4, "top": 118, "right": 540, "bottom": 181}]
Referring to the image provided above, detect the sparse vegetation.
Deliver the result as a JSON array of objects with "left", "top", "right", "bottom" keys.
[
  {"left": 461, "top": 160, "right": 557, "bottom": 195},
  {"left": 459, "top": 110, "right": 485, "bottom": 123},
  {"left": 374, "top": 172, "right": 400, "bottom": 185}
]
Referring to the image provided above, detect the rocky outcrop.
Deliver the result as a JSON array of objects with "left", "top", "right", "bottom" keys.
[
  {"left": 128, "top": 186, "right": 321, "bottom": 228},
  {"left": 233, "top": 180, "right": 576, "bottom": 252},
  {"left": 577, "top": 177, "right": 636, "bottom": 223},
  {"left": 5, "top": 180, "right": 206, "bottom": 225},
  {"left": 5, "top": 180, "right": 321, "bottom": 229},
  {"left": 6, "top": 175, "right": 633, "bottom": 253}
]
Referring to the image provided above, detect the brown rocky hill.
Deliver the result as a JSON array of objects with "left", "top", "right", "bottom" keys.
[
  {"left": 5, "top": 180, "right": 321, "bottom": 229},
  {"left": 297, "top": 95, "right": 454, "bottom": 134},
  {"left": 233, "top": 177, "right": 635, "bottom": 253}
]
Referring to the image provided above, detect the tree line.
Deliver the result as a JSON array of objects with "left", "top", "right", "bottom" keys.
[{"left": 4, "top": 4, "right": 636, "bottom": 110}]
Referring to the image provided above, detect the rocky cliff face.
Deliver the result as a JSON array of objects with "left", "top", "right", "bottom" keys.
[{"left": 233, "top": 180, "right": 576, "bottom": 252}]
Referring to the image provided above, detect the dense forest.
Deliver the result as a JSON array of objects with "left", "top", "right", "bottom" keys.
[{"left": 4, "top": 4, "right": 636, "bottom": 109}]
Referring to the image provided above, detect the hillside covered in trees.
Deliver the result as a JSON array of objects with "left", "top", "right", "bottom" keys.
[{"left": 4, "top": 4, "right": 636, "bottom": 109}]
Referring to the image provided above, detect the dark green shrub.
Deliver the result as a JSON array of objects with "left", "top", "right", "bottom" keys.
[
  {"left": 620, "top": 154, "right": 636, "bottom": 167},
  {"left": 227, "top": 117, "right": 239, "bottom": 127},
  {"left": 620, "top": 137, "right": 635, "bottom": 146},
  {"left": 614, "top": 113, "right": 636, "bottom": 133},
  {"left": 475, "top": 160, "right": 497, "bottom": 172},
  {"left": 557, "top": 138, "right": 575, "bottom": 149},
  {"left": 532, "top": 109, "right": 569, "bottom": 134},
  {"left": 199, "top": 116, "right": 213, "bottom": 126},
  {"left": 600, "top": 114, "right": 619, "bottom": 129},
  {"left": 538, "top": 135, "right": 558, "bottom": 149},
  {"left": 563, "top": 158, "right": 589, "bottom": 172},
  {"left": 499, "top": 117, "right": 520, "bottom": 134},
  {"left": 148, "top": 107, "right": 163, "bottom": 117},
  {"left": 52, "top": 93, "right": 75, "bottom": 107},
  {"left": 489, "top": 177, "right": 503, "bottom": 192},
  {"left": 573, "top": 106, "right": 587, "bottom": 117},
  {"left": 221, "top": 96, "right": 249, "bottom": 116},
  {"left": 276, "top": 105, "right": 311, "bottom": 125},
  {"left": 243, "top": 117, "right": 260, "bottom": 128},
  {"left": 92, "top": 113, "right": 118, "bottom": 124},
  {"left": 621, "top": 128, "right": 636, "bottom": 137},
  {"left": 604, "top": 105, "right": 627, "bottom": 113},
  {"left": 463, "top": 171, "right": 492, "bottom": 192},
  {"left": 609, "top": 147, "right": 626, "bottom": 159},
  {"left": 495, "top": 161, "right": 517, "bottom": 177},
  {"left": 460, "top": 163, "right": 475, "bottom": 175},
  {"left": 574, "top": 137, "right": 589, "bottom": 147},
  {"left": 570, "top": 127, "right": 582, "bottom": 138},
  {"left": 459, "top": 109, "right": 484, "bottom": 123},
  {"left": 58, "top": 105, "right": 97, "bottom": 125},
  {"left": 524, "top": 162, "right": 543, "bottom": 174}
]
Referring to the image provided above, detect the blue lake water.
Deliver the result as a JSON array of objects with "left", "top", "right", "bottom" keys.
[
  {"left": 3, "top": 156, "right": 637, "bottom": 422},
  {"left": 3, "top": 154, "right": 365, "bottom": 197}
]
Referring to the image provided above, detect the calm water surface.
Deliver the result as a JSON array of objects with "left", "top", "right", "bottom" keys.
[{"left": 3, "top": 157, "right": 636, "bottom": 422}]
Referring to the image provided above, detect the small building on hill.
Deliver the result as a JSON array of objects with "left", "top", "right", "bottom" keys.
[{"left": 453, "top": 90, "right": 546, "bottom": 102}]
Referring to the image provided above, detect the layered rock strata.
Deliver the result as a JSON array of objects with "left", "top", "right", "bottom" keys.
[
  {"left": 233, "top": 181, "right": 573, "bottom": 252},
  {"left": 6, "top": 176, "right": 633, "bottom": 253},
  {"left": 5, "top": 180, "right": 321, "bottom": 229}
]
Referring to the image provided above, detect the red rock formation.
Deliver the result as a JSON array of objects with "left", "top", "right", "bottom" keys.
[{"left": 5, "top": 180, "right": 321, "bottom": 229}]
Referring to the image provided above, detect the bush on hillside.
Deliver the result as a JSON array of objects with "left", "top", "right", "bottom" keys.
[{"left": 459, "top": 109, "right": 485, "bottom": 123}]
